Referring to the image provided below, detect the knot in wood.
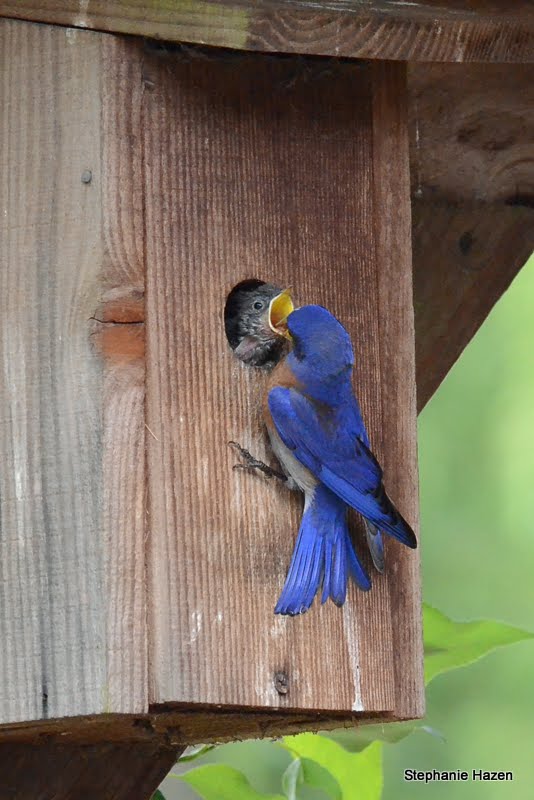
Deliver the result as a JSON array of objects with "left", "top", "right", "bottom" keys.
[{"left": 274, "top": 671, "right": 289, "bottom": 696}]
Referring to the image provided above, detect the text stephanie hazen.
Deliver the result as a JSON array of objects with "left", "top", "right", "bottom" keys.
[{"left": 404, "top": 769, "right": 513, "bottom": 783}]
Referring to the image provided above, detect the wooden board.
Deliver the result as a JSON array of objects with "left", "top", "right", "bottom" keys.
[
  {"left": 0, "top": 18, "right": 423, "bottom": 738},
  {"left": 0, "top": 706, "right": 403, "bottom": 746},
  {"left": 0, "top": 0, "right": 533, "bottom": 63},
  {"left": 410, "top": 63, "right": 534, "bottom": 409},
  {"left": 143, "top": 50, "right": 422, "bottom": 719},
  {"left": 4, "top": 17, "right": 531, "bottom": 740},
  {"left": 0, "top": 19, "right": 147, "bottom": 720},
  {"left": 0, "top": 742, "right": 181, "bottom": 800},
  {"left": 372, "top": 62, "right": 423, "bottom": 720},
  {"left": 99, "top": 36, "right": 148, "bottom": 713}
]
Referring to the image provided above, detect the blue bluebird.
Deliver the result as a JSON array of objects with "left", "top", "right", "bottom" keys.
[{"left": 260, "top": 291, "right": 417, "bottom": 615}]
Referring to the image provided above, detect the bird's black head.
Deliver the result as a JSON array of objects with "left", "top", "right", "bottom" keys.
[{"left": 225, "top": 280, "right": 291, "bottom": 367}]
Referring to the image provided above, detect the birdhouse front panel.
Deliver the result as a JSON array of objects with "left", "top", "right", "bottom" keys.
[{"left": 143, "top": 51, "right": 423, "bottom": 719}]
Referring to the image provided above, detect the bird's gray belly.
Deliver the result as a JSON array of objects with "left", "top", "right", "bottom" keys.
[{"left": 267, "top": 426, "right": 318, "bottom": 495}]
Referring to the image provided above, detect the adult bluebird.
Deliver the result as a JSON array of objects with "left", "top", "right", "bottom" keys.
[
  {"left": 268, "top": 291, "right": 417, "bottom": 615},
  {"left": 230, "top": 287, "right": 417, "bottom": 615}
]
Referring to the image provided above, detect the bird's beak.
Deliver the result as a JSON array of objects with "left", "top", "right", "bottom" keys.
[{"left": 269, "top": 289, "right": 294, "bottom": 339}]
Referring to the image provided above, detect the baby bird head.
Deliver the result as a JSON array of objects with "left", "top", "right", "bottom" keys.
[{"left": 225, "top": 280, "right": 293, "bottom": 367}]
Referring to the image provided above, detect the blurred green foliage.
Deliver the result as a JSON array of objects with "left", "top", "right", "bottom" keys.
[
  {"left": 384, "top": 254, "right": 534, "bottom": 800},
  {"left": 157, "top": 254, "right": 534, "bottom": 800}
]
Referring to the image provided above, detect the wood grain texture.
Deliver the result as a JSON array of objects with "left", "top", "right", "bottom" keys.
[
  {"left": 410, "top": 63, "right": 534, "bottom": 409},
  {"left": 143, "top": 49, "right": 422, "bottom": 719},
  {"left": 100, "top": 35, "right": 148, "bottom": 715},
  {"left": 413, "top": 199, "right": 534, "bottom": 410},
  {"left": 0, "top": 19, "right": 147, "bottom": 722},
  {"left": 372, "top": 62, "right": 423, "bottom": 719},
  {"left": 1, "top": 0, "right": 533, "bottom": 63},
  {"left": 0, "top": 18, "right": 105, "bottom": 723},
  {"left": 2, "top": 15, "right": 530, "bottom": 741},
  {"left": 0, "top": 741, "right": 181, "bottom": 800},
  {"left": 409, "top": 63, "right": 534, "bottom": 205}
]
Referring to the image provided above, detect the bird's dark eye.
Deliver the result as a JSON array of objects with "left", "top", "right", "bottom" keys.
[{"left": 253, "top": 300, "right": 264, "bottom": 311}]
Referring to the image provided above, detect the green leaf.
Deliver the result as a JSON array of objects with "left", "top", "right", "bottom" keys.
[
  {"left": 177, "top": 764, "right": 286, "bottom": 800},
  {"left": 281, "top": 734, "right": 382, "bottom": 800},
  {"left": 423, "top": 603, "right": 534, "bottom": 684},
  {"left": 321, "top": 720, "right": 447, "bottom": 756},
  {"left": 321, "top": 720, "right": 417, "bottom": 752},
  {"left": 299, "top": 758, "right": 342, "bottom": 800},
  {"left": 178, "top": 744, "right": 216, "bottom": 762},
  {"left": 151, "top": 791, "right": 166, "bottom": 800}
]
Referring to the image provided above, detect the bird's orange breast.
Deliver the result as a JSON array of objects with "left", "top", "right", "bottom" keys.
[{"left": 263, "top": 357, "right": 301, "bottom": 427}]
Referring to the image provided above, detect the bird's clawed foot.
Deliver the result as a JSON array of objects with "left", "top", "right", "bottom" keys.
[{"left": 228, "top": 441, "right": 288, "bottom": 483}]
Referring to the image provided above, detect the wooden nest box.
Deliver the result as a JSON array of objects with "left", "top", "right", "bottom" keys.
[{"left": 0, "top": 2, "right": 532, "bottom": 797}]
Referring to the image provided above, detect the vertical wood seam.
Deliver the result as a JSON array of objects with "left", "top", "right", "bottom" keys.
[
  {"left": 140, "top": 43, "right": 154, "bottom": 711},
  {"left": 371, "top": 61, "right": 424, "bottom": 719}
]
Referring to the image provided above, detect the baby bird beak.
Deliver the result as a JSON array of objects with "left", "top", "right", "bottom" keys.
[{"left": 269, "top": 289, "right": 294, "bottom": 339}]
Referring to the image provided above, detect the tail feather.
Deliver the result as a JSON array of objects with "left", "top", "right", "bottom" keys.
[
  {"left": 364, "top": 521, "right": 385, "bottom": 573},
  {"left": 275, "top": 486, "right": 370, "bottom": 616},
  {"left": 330, "top": 533, "right": 349, "bottom": 606},
  {"left": 346, "top": 534, "right": 374, "bottom": 592},
  {"left": 302, "top": 533, "right": 324, "bottom": 611},
  {"left": 321, "top": 536, "right": 334, "bottom": 604}
]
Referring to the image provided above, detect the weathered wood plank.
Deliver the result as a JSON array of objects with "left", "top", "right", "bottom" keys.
[
  {"left": 2, "top": 16, "right": 531, "bottom": 742},
  {"left": 409, "top": 63, "right": 534, "bottom": 205},
  {"left": 143, "top": 49, "right": 422, "bottom": 719},
  {"left": 100, "top": 35, "right": 148, "bottom": 713},
  {"left": 0, "top": 706, "right": 395, "bottom": 745},
  {"left": 410, "top": 63, "right": 534, "bottom": 409},
  {"left": 0, "top": 18, "right": 147, "bottom": 722},
  {"left": 413, "top": 200, "right": 533, "bottom": 410},
  {"left": 372, "top": 62, "right": 423, "bottom": 719},
  {"left": 0, "top": 18, "right": 105, "bottom": 723},
  {"left": 0, "top": 0, "right": 533, "bottom": 63}
]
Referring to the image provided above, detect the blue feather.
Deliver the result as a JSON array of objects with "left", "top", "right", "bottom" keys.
[
  {"left": 268, "top": 386, "right": 417, "bottom": 550},
  {"left": 267, "top": 305, "right": 416, "bottom": 615},
  {"left": 275, "top": 485, "right": 370, "bottom": 616}
]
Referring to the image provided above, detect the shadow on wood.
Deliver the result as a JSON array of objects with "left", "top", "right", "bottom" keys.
[{"left": 0, "top": 742, "right": 181, "bottom": 800}]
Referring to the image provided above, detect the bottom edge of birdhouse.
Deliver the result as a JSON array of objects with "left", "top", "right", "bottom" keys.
[{"left": 0, "top": 704, "right": 424, "bottom": 747}]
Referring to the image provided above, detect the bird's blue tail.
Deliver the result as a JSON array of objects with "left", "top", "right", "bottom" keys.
[{"left": 275, "top": 485, "right": 371, "bottom": 616}]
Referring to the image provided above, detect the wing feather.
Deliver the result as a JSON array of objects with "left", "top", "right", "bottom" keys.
[{"left": 268, "top": 387, "right": 417, "bottom": 548}]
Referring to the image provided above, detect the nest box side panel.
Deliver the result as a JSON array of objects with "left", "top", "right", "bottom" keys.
[
  {"left": 372, "top": 62, "right": 424, "bottom": 719},
  {"left": 0, "top": 19, "right": 148, "bottom": 722},
  {"left": 144, "top": 52, "right": 422, "bottom": 718}
]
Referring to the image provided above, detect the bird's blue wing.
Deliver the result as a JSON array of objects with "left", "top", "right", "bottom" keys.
[
  {"left": 337, "top": 398, "right": 385, "bottom": 569},
  {"left": 340, "top": 392, "right": 371, "bottom": 449},
  {"left": 268, "top": 386, "right": 416, "bottom": 549}
]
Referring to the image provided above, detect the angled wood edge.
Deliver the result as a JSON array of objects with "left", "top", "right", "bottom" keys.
[
  {"left": 409, "top": 63, "right": 534, "bottom": 410},
  {"left": 413, "top": 199, "right": 534, "bottom": 411},
  {"left": 0, "top": 706, "right": 408, "bottom": 747},
  {"left": 0, "top": 0, "right": 533, "bottom": 62}
]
